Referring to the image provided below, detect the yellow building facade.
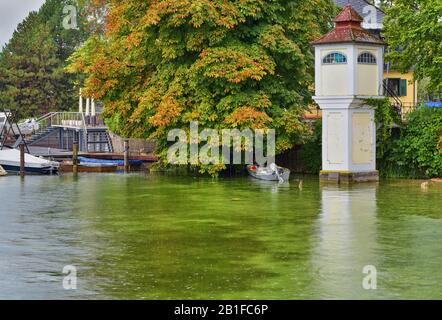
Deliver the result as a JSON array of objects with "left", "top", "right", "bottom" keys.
[{"left": 383, "top": 70, "right": 418, "bottom": 114}]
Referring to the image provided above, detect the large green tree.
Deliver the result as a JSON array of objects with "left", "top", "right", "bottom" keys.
[
  {"left": 366, "top": 0, "right": 391, "bottom": 11},
  {"left": 0, "top": 0, "right": 89, "bottom": 117},
  {"left": 68, "top": 0, "right": 336, "bottom": 173},
  {"left": 383, "top": 0, "right": 442, "bottom": 92}
]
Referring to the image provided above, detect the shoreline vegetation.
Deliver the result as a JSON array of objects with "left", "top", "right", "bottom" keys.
[{"left": 0, "top": 1, "right": 440, "bottom": 180}]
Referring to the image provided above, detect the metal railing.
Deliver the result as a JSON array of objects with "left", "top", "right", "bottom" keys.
[
  {"left": 383, "top": 83, "right": 403, "bottom": 117},
  {"left": 400, "top": 103, "right": 417, "bottom": 115},
  {"left": 34, "top": 112, "right": 104, "bottom": 130},
  {"left": 32, "top": 112, "right": 89, "bottom": 151},
  {"left": 51, "top": 112, "right": 86, "bottom": 129},
  {"left": 32, "top": 112, "right": 112, "bottom": 152}
]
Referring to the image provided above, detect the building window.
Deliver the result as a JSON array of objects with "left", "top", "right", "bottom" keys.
[
  {"left": 384, "top": 78, "right": 408, "bottom": 97},
  {"left": 358, "top": 52, "right": 377, "bottom": 64},
  {"left": 322, "top": 52, "right": 347, "bottom": 64}
]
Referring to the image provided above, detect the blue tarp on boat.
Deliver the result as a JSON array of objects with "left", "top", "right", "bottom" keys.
[{"left": 78, "top": 157, "right": 143, "bottom": 166}]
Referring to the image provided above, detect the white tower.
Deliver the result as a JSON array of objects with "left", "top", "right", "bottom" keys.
[{"left": 312, "top": 5, "right": 385, "bottom": 183}]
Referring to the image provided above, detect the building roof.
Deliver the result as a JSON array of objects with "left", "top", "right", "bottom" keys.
[
  {"left": 334, "top": 0, "right": 385, "bottom": 29},
  {"left": 312, "top": 5, "right": 384, "bottom": 45},
  {"left": 334, "top": 4, "right": 363, "bottom": 23}
]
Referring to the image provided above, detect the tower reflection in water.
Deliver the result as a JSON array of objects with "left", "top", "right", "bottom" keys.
[{"left": 312, "top": 183, "right": 380, "bottom": 299}]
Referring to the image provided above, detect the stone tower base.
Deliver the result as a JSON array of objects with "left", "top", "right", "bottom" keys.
[{"left": 320, "top": 171, "right": 379, "bottom": 183}]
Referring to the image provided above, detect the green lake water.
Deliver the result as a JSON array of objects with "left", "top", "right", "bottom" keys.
[{"left": 0, "top": 173, "right": 441, "bottom": 299}]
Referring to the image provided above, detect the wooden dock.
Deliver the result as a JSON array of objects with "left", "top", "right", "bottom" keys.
[
  {"left": 85, "top": 152, "right": 158, "bottom": 162},
  {"left": 59, "top": 162, "right": 118, "bottom": 173}
]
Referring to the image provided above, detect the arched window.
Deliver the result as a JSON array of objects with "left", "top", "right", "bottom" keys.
[
  {"left": 358, "top": 52, "right": 377, "bottom": 64},
  {"left": 322, "top": 52, "right": 347, "bottom": 64}
]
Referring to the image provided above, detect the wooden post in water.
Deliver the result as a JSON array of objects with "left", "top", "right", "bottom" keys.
[
  {"left": 124, "top": 139, "right": 129, "bottom": 173},
  {"left": 72, "top": 136, "right": 79, "bottom": 174},
  {"left": 19, "top": 143, "right": 25, "bottom": 177}
]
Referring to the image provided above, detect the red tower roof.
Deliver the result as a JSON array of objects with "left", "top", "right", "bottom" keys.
[
  {"left": 334, "top": 5, "right": 363, "bottom": 23},
  {"left": 312, "top": 5, "right": 384, "bottom": 45}
]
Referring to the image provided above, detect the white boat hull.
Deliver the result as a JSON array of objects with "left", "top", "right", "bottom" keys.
[{"left": 0, "top": 149, "right": 59, "bottom": 174}]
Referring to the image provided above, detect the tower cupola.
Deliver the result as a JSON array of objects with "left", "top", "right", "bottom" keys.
[{"left": 312, "top": 5, "right": 385, "bottom": 97}]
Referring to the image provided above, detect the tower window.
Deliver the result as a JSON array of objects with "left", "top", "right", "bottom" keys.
[
  {"left": 358, "top": 52, "right": 377, "bottom": 64},
  {"left": 322, "top": 52, "right": 347, "bottom": 64}
]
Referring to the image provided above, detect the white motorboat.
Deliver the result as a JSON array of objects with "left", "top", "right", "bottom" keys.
[{"left": 0, "top": 148, "right": 59, "bottom": 174}]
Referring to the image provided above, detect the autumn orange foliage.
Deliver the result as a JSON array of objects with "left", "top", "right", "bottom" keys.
[{"left": 67, "top": 0, "right": 337, "bottom": 173}]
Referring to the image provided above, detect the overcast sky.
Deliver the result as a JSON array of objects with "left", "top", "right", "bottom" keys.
[{"left": 0, "top": 0, "right": 46, "bottom": 48}]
